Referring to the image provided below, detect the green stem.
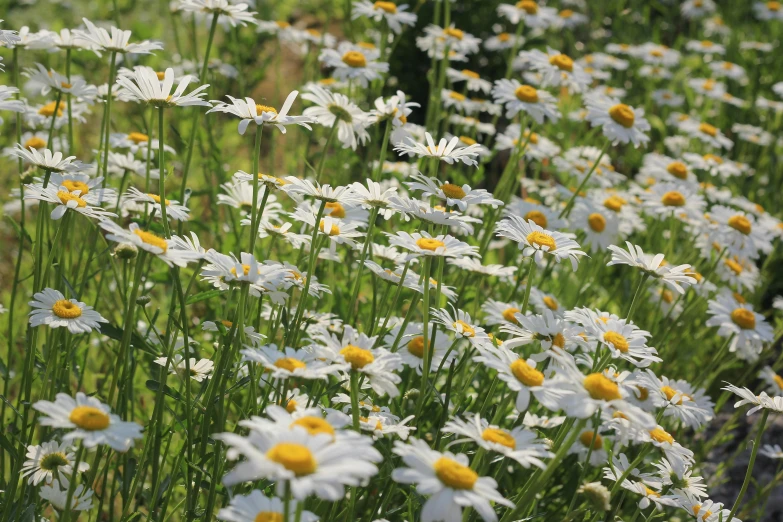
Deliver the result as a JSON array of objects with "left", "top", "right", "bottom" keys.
[
  {"left": 727, "top": 409, "right": 769, "bottom": 522},
  {"left": 158, "top": 107, "right": 171, "bottom": 237},
  {"left": 559, "top": 141, "right": 610, "bottom": 219}
]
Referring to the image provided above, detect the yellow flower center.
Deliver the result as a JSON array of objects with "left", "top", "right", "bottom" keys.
[
  {"left": 286, "top": 399, "right": 297, "bottom": 413},
  {"left": 57, "top": 190, "right": 87, "bottom": 208},
  {"left": 373, "top": 0, "right": 397, "bottom": 13},
  {"left": 552, "top": 332, "right": 565, "bottom": 348},
  {"left": 254, "top": 512, "right": 283, "bottom": 522},
  {"left": 731, "top": 308, "right": 756, "bottom": 330},
  {"left": 661, "top": 191, "right": 686, "bottom": 207},
  {"left": 579, "top": 430, "right": 603, "bottom": 450},
  {"left": 61, "top": 180, "right": 89, "bottom": 194},
  {"left": 318, "top": 220, "right": 340, "bottom": 236},
  {"left": 661, "top": 289, "right": 674, "bottom": 303},
  {"left": 526, "top": 231, "right": 556, "bottom": 250},
  {"left": 459, "top": 136, "right": 477, "bottom": 146},
  {"left": 769, "top": 1, "right": 782, "bottom": 10},
  {"left": 603, "top": 195, "right": 626, "bottom": 212},
  {"left": 502, "top": 307, "right": 520, "bottom": 324},
  {"left": 636, "top": 386, "right": 650, "bottom": 401},
  {"left": 548, "top": 53, "right": 574, "bottom": 72},
  {"left": 516, "top": 0, "right": 539, "bottom": 14},
  {"left": 559, "top": 8, "right": 574, "bottom": 17},
  {"left": 340, "top": 345, "right": 375, "bottom": 369},
  {"left": 666, "top": 162, "right": 688, "bottom": 179},
  {"left": 461, "top": 69, "right": 480, "bottom": 79},
  {"left": 482, "top": 428, "right": 516, "bottom": 449},
  {"left": 454, "top": 320, "right": 476, "bottom": 337},
  {"left": 661, "top": 385, "right": 685, "bottom": 405},
  {"left": 146, "top": 193, "right": 171, "bottom": 205},
  {"left": 498, "top": 32, "right": 510, "bottom": 42},
  {"left": 274, "top": 357, "right": 306, "bottom": 373},
  {"left": 266, "top": 443, "right": 317, "bottom": 475},
  {"left": 542, "top": 296, "right": 558, "bottom": 311},
  {"left": 587, "top": 213, "right": 606, "bottom": 232},
  {"left": 703, "top": 153, "right": 723, "bottom": 164},
  {"left": 275, "top": 20, "right": 290, "bottom": 28},
  {"left": 583, "top": 373, "right": 622, "bottom": 401},
  {"left": 604, "top": 331, "right": 629, "bottom": 353},
  {"left": 406, "top": 336, "right": 429, "bottom": 358},
  {"left": 69, "top": 406, "right": 110, "bottom": 431},
  {"left": 692, "top": 505, "right": 714, "bottom": 522},
  {"left": 649, "top": 428, "right": 674, "bottom": 444},
  {"left": 40, "top": 452, "right": 69, "bottom": 471},
  {"left": 440, "top": 183, "right": 466, "bottom": 199},
  {"left": 342, "top": 51, "right": 367, "bottom": 68},
  {"left": 134, "top": 229, "right": 168, "bottom": 252},
  {"left": 510, "top": 359, "right": 544, "bottom": 387},
  {"left": 699, "top": 123, "right": 718, "bottom": 137},
  {"left": 523, "top": 210, "right": 547, "bottom": 228},
  {"left": 733, "top": 292, "right": 746, "bottom": 304},
  {"left": 608, "top": 104, "right": 635, "bottom": 128},
  {"left": 728, "top": 215, "right": 751, "bottom": 235},
  {"left": 230, "top": 264, "right": 252, "bottom": 277},
  {"left": 416, "top": 237, "right": 446, "bottom": 251},
  {"left": 291, "top": 416, "right": 335, "bottom": 437},
  {"left": 52, "top": 299, "right": 82, "bottom": 319},
  {"left": 128, "top": 132, "right": 149, "bottom": 144},
  {"left": 324, "top": 201, "right": 346, "bottom": 219},
  {"left": 448, "top": 91, "right": 466, "bottom": 102},
  {"left": 773, "top": 374, "right": 783, "bottom": 390},
  {"left": 433, "top": 457, "right": 478, "bottom": 489},
  {"left": 724, "top": 258, "right": 743, "bottom": 274},
  {"left": 24, "top": 136, "right": 47, "bottom": 150},
  {"left": 514, "top": 85, "right": 539, "bottom": 103},
  {"left": 256, "top": 104, "right": 278, "bottom": 115},
  {"left": 443, "top": 27, "right": 464, "bottom": 40},
  {"left": 38, "top": 101, "right": 64, "bottom": 117}
]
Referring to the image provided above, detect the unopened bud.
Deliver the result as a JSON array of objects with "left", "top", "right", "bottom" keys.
[{"left": 114, "top": 243, "right": 138, "bottom": 260}]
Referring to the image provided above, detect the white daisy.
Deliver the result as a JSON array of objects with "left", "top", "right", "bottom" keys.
[
  {"left": 21, "top": 441, "right": 89, "bottom": 486},
  {"left": 319, "top": 41, "right": 389, "bottom": 87},
  {"left": 352, "top": 1, "right": 418, "bottom": 34},
  {"left": 394, "top": 132, "right": 483, "bottom": 167},
  {"left": 584, "top": 94, "right": 650, "bottom": 147},
  {"left": 29, "top": 288, "right": 107, "bottom": 334},
  {"left": 496, "top": 216, "right": 587, "bottom": 271},
  {"left": 301, "top": 85, "right": 371, "bottom": 150},
  {"left": 33, "top": 392, "right": 144, "bottom": 451},
  {"left": 99, "top": 221, "right": 204, "bottom": 267},
  {"left": 116, "top": 67, "right": 210, "bottom": 107},
  {"left": 207, "top": 91, "right": 314, "bottom": 134},
  {"left": 217, "top": 490, "right": 317, "bottom": 522},
  {"left": 241, "top": 344, "right": 346, "bottom": 381},
  {"left": 491, "top": 79, "right": 560, "bottom": 123}
]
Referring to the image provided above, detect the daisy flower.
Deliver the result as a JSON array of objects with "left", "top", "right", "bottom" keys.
[
  {"left": 682, "top": 152, "right": 741, "bottom": 180},
  {"left": 29, "top": 288, "right": 107, "bottom": 334},
  {"left": 386, "top": 322, "right": 455, "bottom": 374},
  {"left": 417, "top": 24, "right": 481, "bottom": 58},
  {"left": 312, "top": 326, "right": 403, "bottom": 397},
  {"left": 723, "top": 384, "right": 783, "bottom": 415},
  {"left": 706, "top": 293, "right": 773, "bottom": 359},
  {"left": 122, "top": 187, "right": 190, "bottom": 221},
  {"left": 473, "top": 344, "right": 567, "bottom": 412},
  {"left": 99, "top": 221, "right": 204, "bottom": 267},
  {"left": 448, "top": 258, "right": 517, "bottom": 279},
  {"left": 500, "top": 309, "right": 586, "bottom": 356},
  {"left": 217, "top": 490, "right": 317, "bottom": 522},
  {"left": 651, "top": 89, "right": 685, "bottom": 107},
  {"left": 635, "top": 371, "right": 714, "bottom": 429},
  {"left": 754, "top": 0, "right": 783, "bottom": 20},
  {"left": 431, "top": 307, "right": 490, "bottom": 347},
  {"left": 387, "top": 231, "right": 479, "bottom": 258},
  {"left": 497, "top": 1, "right": 557, "bottom": 28},
  {"left": 392, "top": 438, "right": 514, "bottom": 522},
  {"left": 154, "top": 354, "right": 214, "bottom": 382},
  {"left": 686, "top": 39, "right": 725, "bottom": 54},
  {"left": 491, "top": 80, "right": 560, "bottom": 123},
  {"left": 639, "top": 153, "right": 697, "bottom": 185},
  {"left": 520, "top": 47, "right": 592, "bottom": 93},
  {"left": 116, "top": 67, "right": 210, "bottom": 108},
  {"left": 680, "top": 119, "right": 733, "bottom": 150},
  {"left": 33, "top": 392, "right": 144, "bottom": 451},
  {"left": 39, "top": 479, "right": 94, "bottom": 512},
  {"left": 496, "top": 216, "right": 587, "bottom": 271},
  {"left": 0, "top": 86, "right": 26, "bottom": 114},
  {"left": 74, "top": 18, "right": 163, "bottom": 54},
  {"left": 10, "top": 145, "right": 88, "bottom": 174},
  {"left": 705, "top": 204, "right": 772, "bottom": 260},
  {"left": 217, "top": 424, "right": 382, "bottom": 499},
  {"left": 178, "top": 0, "right": 258, "bottom": 27},
  {"left": 760, "top": 444, "right": 783, "bottom": 459},
  {"left": 207, "top": 91, "right": 313, "bottom": 135},
  {"left": 639, "top": 181, "right": 705, "bottom": 222},
  {"left": 484, "top": 31, "right": 524, "bottom": 52},
  {"left": 442, "top": 414, "right": 552, "bottom": 469},
  {"left": 446, "top": 68, "right": 492, "bottom": 93},
  {"left": 405, "top": 172, "right": 502, "bottom": 211},
  {"left": 352, "top": 1, "right": 418, "bottom": 34},
  {"left": 590, "top": 318, "right": 661, "bottom": 368},
  {"left": 394, "top": 132, "right": 483, "bottom": 167},
  {"left": 24, "top": 182, "right": 117, "bottom": 221},
  {"left": 759, "top": 366, "right": 783, "bottom": 395},
  {"left": 681, "top": 0, "right": 716, "bottom": 18},
  {"left": 21, "top": 441, "right": 90, "bottom": 486},
  {"left": 319, "top": 41, "right": 389, "bottom": 87},
  {"left": 241, "top": 344, "right": 345, "bottom": 381},
  {"left": 505, "top": 196, "right": 566, "bottom": 231},
  {"left": 570, "top": 202, "right": 621, "bottom": 253},
  {"left": 481, "top": 299, "right": 526, "bottom": 327},
  {"left": 567, "top": 427, "right": 609, "bottom": 466},
  {"left": 301, "top": 85, "right": 371, "bottom": 150},
  {"left": 607, "top": 242, "right": 696, "bottom": 294},
  {"left": 584, "top": 94, "right": 650, "bottom": 147}
]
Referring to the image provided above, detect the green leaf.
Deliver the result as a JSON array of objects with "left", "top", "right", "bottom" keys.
[
  {"left": 186, "top": 289, "right": 223, "bottom": 305},
  {"left": 145, "top": 379, "right": 185, "bottom": 403}
]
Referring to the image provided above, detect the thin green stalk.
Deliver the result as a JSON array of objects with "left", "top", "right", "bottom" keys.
[
  {"left": 347, "top": 206, "right": 379, "bottom": 323},
  {"left": 559, "top": 141, "right": 610, "bottom": 219},
  {"left": 158, "top": 107, "right": 171, "bottom": 237},
  {"left": 727, "top": 409, "right": 769, "bottom": 522}
]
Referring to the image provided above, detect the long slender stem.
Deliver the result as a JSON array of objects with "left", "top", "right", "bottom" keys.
[
  {"left": 727, "top": 409, "right": 769, "bottom": 522},
  {"left": 158, "top": 107, "right": 171, "bottom": 237}
]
